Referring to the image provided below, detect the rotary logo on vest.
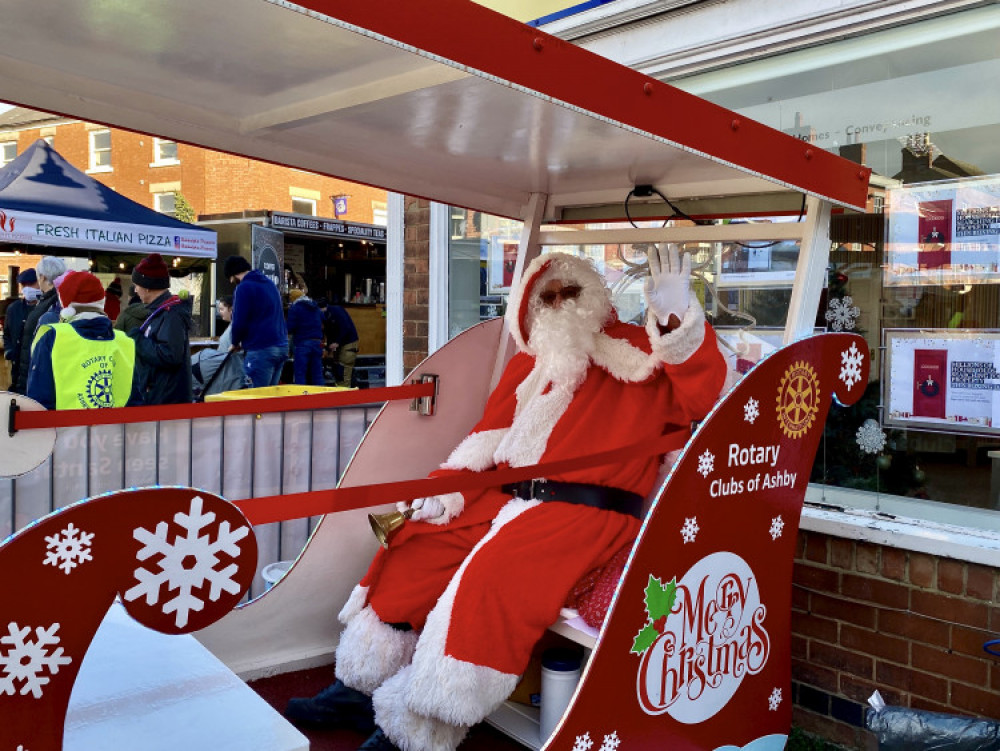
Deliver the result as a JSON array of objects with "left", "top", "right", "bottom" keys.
[{"left": 79, "top": 357, "right": 117, "bottom": 409}]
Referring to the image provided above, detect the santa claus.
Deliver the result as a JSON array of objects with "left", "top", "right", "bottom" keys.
[{"left": 286, "top": 246, "right": 730, "bottom": 751}]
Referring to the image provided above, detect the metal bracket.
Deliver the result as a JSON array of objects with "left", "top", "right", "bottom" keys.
[
  {"left": 8, "top": 397, "right": 20, "bottom": 437},
  {"left": 410, "top": 373, "right": 438, "bottom": 416}
]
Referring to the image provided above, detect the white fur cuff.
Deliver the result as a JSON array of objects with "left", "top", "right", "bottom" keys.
[
  {"left": 334, "top": 605, "right": 418, "bottom": 694},
  {"left": 338, "top": 584, "right": 369, "bottom": 624},
  {"left": 440, "top": 428, "right": 507, "bottom": 471},
  {"left": 647, "top": 299, "right": 706, "bottom": 364}
]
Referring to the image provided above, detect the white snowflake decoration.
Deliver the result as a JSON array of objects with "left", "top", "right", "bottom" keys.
[
  {"left": 744, "top": 397, "right": 760, "bottom": 424},
  {"left": 839, "top": 342, "right": 864, "bottom": 390},
  {"left": 681, "top": 517, "right": 699, "bottom": 544},
  {"left": 769, "top": 515, "right": 785, "bottom": 540},
  {"left": 768, "top": 687, "right": 783, "bottom": 711},
  {"left": 856, "top": 419, "right": 887, "bottom": 455},
  {"left": 44, "top": 523, "right": 94, "bottom": 574},
  {"left": 0, "top": 622, "right": 72, "bottom": 698},
  {"left": 573, "top": 733, "right": 594, "bottom": 751},
  {"left": 599, "top": 731, "right": 621, "bottom": 751},
  {"left": 124, "top": 495, "right": 249, "bottom": 628},
  {"left": 697, "top": 450, "right": 715, "bottom": 478},
  {"left": 825, "top": 296, "right": 860, "bottom": 331}
]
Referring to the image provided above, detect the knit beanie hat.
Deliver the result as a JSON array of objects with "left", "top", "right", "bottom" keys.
[
  {"left": 16, "top": 268, "right": 37, "bottom": 285},
  {"left": 58, "top": 271, "right": 107, "bottom": 318},
  {"left": 106, "top": 276, "right": 123, "bottom": 297},
  {"left": 223, "top": 255, "right": 252, "bottom": 278},
  {"left": 132, "top": 253, "right": 170, "bottom": 290}
]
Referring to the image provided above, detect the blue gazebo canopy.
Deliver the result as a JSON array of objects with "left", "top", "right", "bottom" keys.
[{"left": 0, "top": 140, "right": 215, "bottom": 257}]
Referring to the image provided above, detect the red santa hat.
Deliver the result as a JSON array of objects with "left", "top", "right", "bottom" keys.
[
  {"left": 58, "top": 270, "right": 107, "bottom": 318},
  {"left": 504, "top": 252, "right": 611, "bottom": 353}
]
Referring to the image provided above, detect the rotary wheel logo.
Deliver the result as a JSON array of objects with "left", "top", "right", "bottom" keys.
[
  {"left": 85, "top": 368, "right": 115, "bottom": 408},
  {"left": 776, "top": 360, "right": 820, "bottom": 439}
]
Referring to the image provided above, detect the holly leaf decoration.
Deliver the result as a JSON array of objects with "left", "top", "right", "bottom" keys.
[
  {"left": 645, "top": 575, "right": 677, "bottom": 621},
  {"left": 631, "top": 622, "right": 659, "bottom": 655}
]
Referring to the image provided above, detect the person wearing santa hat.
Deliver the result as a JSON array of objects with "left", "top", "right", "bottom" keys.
[
  {"left": 26, "top": 270, "right": 138, "bottom": 410},
  {"left": 129, "top": 252, "right": 193, "bottom": 404},
  {"left": 286, "top": 246, "right": 731, "bottom": 751}
]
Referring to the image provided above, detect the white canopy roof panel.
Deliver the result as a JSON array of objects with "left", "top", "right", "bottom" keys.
[{"left": 0, "top": 0, "right": 871, "bottom": 220}]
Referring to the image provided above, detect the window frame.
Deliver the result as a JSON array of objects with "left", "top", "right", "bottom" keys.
[
  {"left": 150, "top": 137, "right": 180, "bottom": 166},
  {"left": 87, "top": 128, "right": 113, "bottom": 173}
]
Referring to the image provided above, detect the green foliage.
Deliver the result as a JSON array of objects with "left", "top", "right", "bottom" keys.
[{"left": 173, "top": 191, "right": 196, "bottom": 224}]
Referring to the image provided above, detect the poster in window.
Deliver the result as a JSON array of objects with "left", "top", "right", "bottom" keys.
[
  {"left": 883, "top": 329, "right": 1000, "bottom": 435},
  {"left": 886, "top": 177, "right": 1000, "bottom": 286}
]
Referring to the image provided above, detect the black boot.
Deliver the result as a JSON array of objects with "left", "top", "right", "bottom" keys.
[
  {"left": 358, "top": 727, "right": 401, "bottom": 751},
  {"left": 284, "top": 679, "right": 376, "bottom": 732}
]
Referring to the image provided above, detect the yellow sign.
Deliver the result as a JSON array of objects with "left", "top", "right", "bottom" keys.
[
  {"left": 472, "top": 0, "right": 583, "bottom": 22},
  {"left": 776, "top": 360, "right": 820, "bottom": 439}
]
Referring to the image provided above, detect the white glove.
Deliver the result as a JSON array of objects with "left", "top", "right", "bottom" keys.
[
  {"left": 396, "top": 496, "right": 446, "bottom": 523},
  {"left": 644, "top": 243, "right": 691, "bottom": 326}
]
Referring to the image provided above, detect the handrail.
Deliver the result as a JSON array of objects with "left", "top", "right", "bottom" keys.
[{"left": 11, "top": 382, "right": 435, "bottom": 431}]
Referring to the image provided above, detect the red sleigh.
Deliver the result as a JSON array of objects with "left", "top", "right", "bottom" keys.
[{"left": 0, "top": 328, "right": 869, "bottom": 750}]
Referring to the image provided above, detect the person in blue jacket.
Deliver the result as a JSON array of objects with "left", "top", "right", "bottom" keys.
[
  {"left": 286, "top": 288, "right": 326, "bottom": 386},
  {"left": 319, "top": 297, "right": 360, "bottom": 387},
  {"left": 223, "top": 255, "right": 288, "bottom": 388}
]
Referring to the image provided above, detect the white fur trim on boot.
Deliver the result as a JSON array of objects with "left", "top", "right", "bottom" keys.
[
  {"left": 373, "top": 666, "right": 470, "bottom": 751},
  {"left": 335, "top": 605, "right": 418, "bottom": 694},
  {"left": 647, "top": 299, "right": 706, "bottom": 364}
]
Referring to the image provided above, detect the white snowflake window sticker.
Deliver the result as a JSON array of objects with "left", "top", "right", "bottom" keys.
[
  {"left": 839, "top": 342, "right": 864, "bottom": 390},
  {"left": 856, "top": 419, "right": 887, "bottom": 455},
  {"left": 697, "top": 449, "right": 715, "bottom": 478},
  {"left": 768, "top": 687, "right": 783, "bottom": 711},
  {"left": 744, "top": 397, "right": 760, "bottom": 424},
  {"left": 769, "top": 515, "right": 785, "bottom": 540},
  {"left": 44, "top": 522, "right": 94, "bottom": 574},
  {"left": 0, "top": 622, "right": 72, "bottom": 698},
  {"left": 681, "top": 517, "right": 699, "bottom": 544},
  {"left": 124, "top": 495, "right": 249, "bottom": 628},
  {"left": 825, "top": 296, "right": 860, "bottom": 331},
  {"left": 573, "top": 732, "right": 594, "bottom": 751},
  {"left": 599, "top": 731, "right": 621, "bottom": 751}
]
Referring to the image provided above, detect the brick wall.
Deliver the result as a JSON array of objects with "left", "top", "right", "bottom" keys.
[
  {"left": 402, "top": 196, "right": 430, "bottom": 375},
  {"left": 5, "top": 118, "right": 385, "bottom": 224},
  {"left": 791, "top": 530, "right": 1000, "bottom": 748}
]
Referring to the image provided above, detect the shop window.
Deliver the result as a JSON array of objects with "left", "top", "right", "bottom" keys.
[
  {"left": 0, "top": 141, "right": 16, "bottom": 166},
  {"left": 151, "top": 138, "right": 179, "bottom": 166},
  {"left": 154, "top": 191, "right": 177, "bottom": 217},
  {"left": 88, "top": 129, "right": 112, "bottom": 172},
  {"left": 292, "top": 197, "right": 316, "bottom": 216}
]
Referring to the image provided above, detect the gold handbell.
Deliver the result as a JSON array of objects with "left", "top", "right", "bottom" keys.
[{"left": 368, "top": 507, "right": 414, "bottom": 548}]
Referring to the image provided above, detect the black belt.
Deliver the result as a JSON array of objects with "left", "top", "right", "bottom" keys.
[{"left": 500, "top": 479, "right": 644, "bottom": 519}]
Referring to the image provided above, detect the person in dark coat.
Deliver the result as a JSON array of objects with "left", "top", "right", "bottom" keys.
[
  {"left": 224, "top": 254, "right": 288, "bottom": 388},
  {"left": 3, "top": 268, "right": 40, "bottom": 392},
  {"left": 14, "top": 256, "right": 67, "bottom": 395},
  {"left": 321, "top": 298, "right": 360, "bottom": 387},
  {"left": 286, "top": 288, "right": 326, "bottom": 385},
  {"left": 128, "top": 253, "right": 193, "bottom": 404},
  {"left": 114, "top": 286, "right": 150, "bottom": 334}
]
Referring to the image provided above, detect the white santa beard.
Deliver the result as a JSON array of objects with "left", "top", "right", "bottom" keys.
[{"left": 497, "top": 302, "right": 603, "bottom": 467}]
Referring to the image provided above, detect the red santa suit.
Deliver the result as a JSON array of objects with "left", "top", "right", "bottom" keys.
[{"left": 335, "top": 252, "right": 728, "bottom": 751}]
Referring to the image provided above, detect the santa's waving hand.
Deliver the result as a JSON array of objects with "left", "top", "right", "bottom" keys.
[{"left": 645, "top": 243, "right": 691, "bottom": 330}]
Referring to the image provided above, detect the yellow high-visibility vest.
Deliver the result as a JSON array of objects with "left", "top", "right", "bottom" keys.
[{"left": 35, "top": 322, "right": 136, "bottom": 409}]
